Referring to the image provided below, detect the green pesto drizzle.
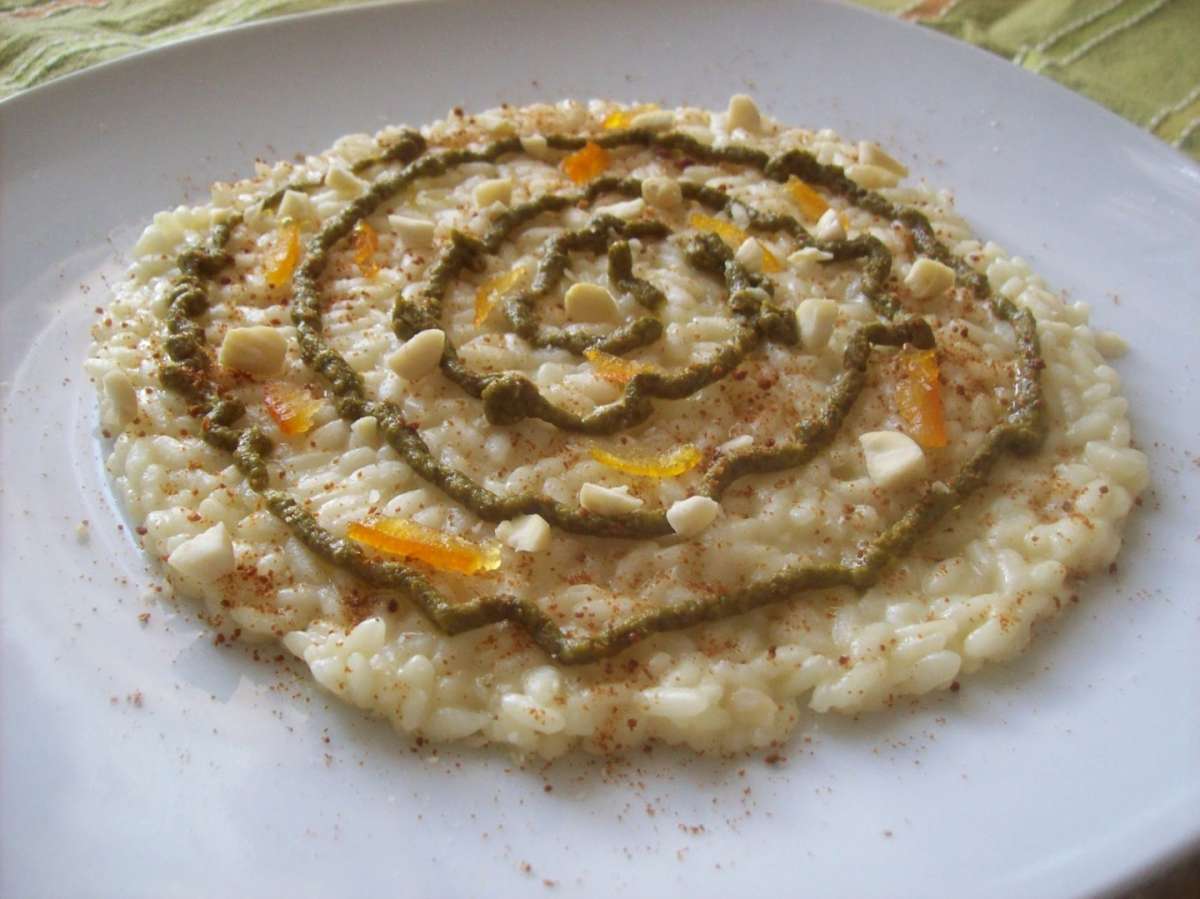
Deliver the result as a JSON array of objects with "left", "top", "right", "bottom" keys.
[{"left": 153, "top": 119, "right": 1045, "bottom": 664}]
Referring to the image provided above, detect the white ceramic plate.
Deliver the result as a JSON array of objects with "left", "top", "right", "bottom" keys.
[{"left": 2, "top": 1, "right": 1198, "bottom": 896}]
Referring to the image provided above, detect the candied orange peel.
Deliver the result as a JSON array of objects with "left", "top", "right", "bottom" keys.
[
  {"left": 475, "top": 265, "right": 527, "bottom": 327},
  {"left": 787, "top": 177, "right": 830, "bottom": 222},
  {"left": 589, "top": 444, "right": 702, "bottom": 478},
  {"left": 562, "top": 140, "right": 611, "bottom": 184},
  {"left": 263, "top": 383, "right": 322, "bottom": 436},
  {"left": 265, "top": 221, "right": 301, "bottom": 288},
  {"left": 688, "top": 212, "right": 781, "bottom": 272},
  {"left": 583, "top": 347, "right": 656, "bottom": 384},
  {"left": 347, "top": 518, "right": 502, "bottom": 575},
  {"left": 353, "top": 220, "right": 380, "bottom": 277},
  {"left": 896, "top": 349, "right": 948, "bottom": 448},
  {"left": 603, "top": 103, "right": 659, "bottom": 130}
]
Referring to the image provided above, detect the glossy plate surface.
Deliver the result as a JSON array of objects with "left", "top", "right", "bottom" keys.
[{"left": 2, "top": 1, "right": 1198, "bottom": 896}]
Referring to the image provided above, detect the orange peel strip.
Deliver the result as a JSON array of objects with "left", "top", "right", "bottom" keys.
[
  {"left": 589, "top": 444, "right": 702, "bottom": 478},
  {"left": 583, "top": 347, "right": 655, "bottom": 384},
  {"left": 265, "top": 221, "right": 301, "bottom": 288},
  {"left": 896, "top": 349, "right": 948, "bottom": 449},
  {"left": 562, "top": 141, "right": 611, "bottom": 184},
  {"left": 474, "top": 265, "right": 527, "bottom": 327},
  {"left": 347, "top": 518, "right": 501, "bottom": 575},
  {"left": 689, "top": 212, "right": 781, "bottom": 272},
  {"left": 353, "top": 220, "right": 380, "bottom": 277},
  {"left": 689, "top": 212, "right": 746, "bottom": 248},
  {"left": 263, "top": 383, "right": 322, "bottom": 436},
  {"left": 787, "top": 176, "right": 830, "bottom": 222}
]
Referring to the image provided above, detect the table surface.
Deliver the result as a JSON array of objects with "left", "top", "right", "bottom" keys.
[{"left": 1, "top": 1, "right": 1197, "bottom": 896}]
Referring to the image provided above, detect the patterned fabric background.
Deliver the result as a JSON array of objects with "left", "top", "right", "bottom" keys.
[
  {"left": 0, "top": 0, "right": 371, "bottom": 95},
  {"left": 859, "top": 0, "right": 1200, "bottom": 157},
  {"left": 1, "top": 0, "right": 1196, "bottom": 895}
]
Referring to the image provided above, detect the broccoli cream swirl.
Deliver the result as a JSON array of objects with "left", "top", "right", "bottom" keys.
[{"left": 155, "top": 123, "right": 1045, "bottom": 664}]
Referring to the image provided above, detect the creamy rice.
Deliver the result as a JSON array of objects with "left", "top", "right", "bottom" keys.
[{"left": 86, "top": 99, "right": 1148, "bottom": 758}]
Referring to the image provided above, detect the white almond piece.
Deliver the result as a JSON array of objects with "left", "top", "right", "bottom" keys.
[
  {"left": 858, "top": 140, "right": 909, "bottom": 176},
  {"left": 846, "top": 163, "right": 901, "bottom": 189},
  {"left": 787, "top": 246, "right": 834, "bottom": 272},
  {"left": 667, "top": 496, "right": 720, "bottom": 537},
  {"left": 388, "top": 215, "right": 435, "bottom": 246},
  {"left": 860, "top": 431, "right": 927, "bottom": 489},
  {"left": 218, "top": 326, "right": 287, "bottom": 377},
  {"left": 386, "top": 329, "right": 445, "bottom": 380},
  {"left": 905, "top": 257, "right": 956, "bottom": 299},
  {"left": 277, "top": 189, "right": 317, "bottom": 223},
  {"left": 594, "top": 198, "right": 645, "bottom": 220},
  {"left": 102, "top": 369, "right": 139, "bottom": 425},
  {"left": 167, "top": 522, "right": 236, "bottom": 583},
  {"left": 564, "top": 282, "right": 620, "bottom": 323},
  {"left": 474, "top": 177, "right": 514, "bottom": 208},
  {"left": 579, "top": 483, "right": 644, "bottom": 515},
  {"left": 520, "top": 134, "right": 553, "bottom": 160},
  {"left": 641, "top": 176, "right": 683, "bottom": 210},
  {"left": 735, "top": 237, "right": 765, "bottom": 273},
  {"left": 495, "top": 514, "right": 551, "bottom": 553},
  {"left": 629, "top": 109, "right": 676, "bottom": 131},
  {"left": 815, "top": 208, "right": 845, "bottom": 242},
  {"left": 718, "top": 434, "right": 754, "bottom": 454},
  {"left": 331, "top": 133, "right": 377, "bottom": 165},
  {"left": 726, "top": 94, "right": 762, "bottom": 133},
  {"left": 796, "top": 298, "right": 839, "bottom": 352},
  {"left": 325, "top": 164, "right": 368, "bottom": 197}
]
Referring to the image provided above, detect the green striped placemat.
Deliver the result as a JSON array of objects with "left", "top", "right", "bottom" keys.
[
  {"left": 0, "top": 0, "right": 371, "bottom": 96},
  {"left": 858, "top": 0, "right": 1200, "bottom": 156}
]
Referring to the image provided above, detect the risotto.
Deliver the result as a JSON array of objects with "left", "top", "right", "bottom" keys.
[{"left": 85, "top": 98, "right": 1148, "bottom": 757}]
